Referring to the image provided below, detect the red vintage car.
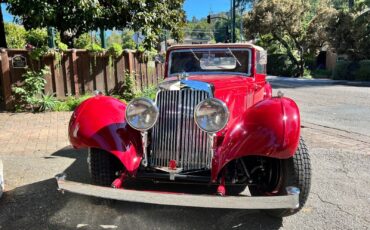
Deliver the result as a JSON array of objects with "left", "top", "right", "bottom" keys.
[{"left": 56, "top": 43, "right": 311, "bottom": 217}]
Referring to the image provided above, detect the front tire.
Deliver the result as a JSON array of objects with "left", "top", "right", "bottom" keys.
[
  {"left": 249, "top": 137, "right": 311, "bottom": 217},
  {"left": 89, "top": 148, "right": 123, "bottom": 186}
]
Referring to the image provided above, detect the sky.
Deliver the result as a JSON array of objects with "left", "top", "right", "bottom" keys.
[
  {"left": 184, "top": 0, "right": 231, "bottom": 20},
  {"left": 1, "top": 4, "right": 14, "bottom": 23},
  {"left": 1, "top": 1, "right": 232, "bottom": 23}
]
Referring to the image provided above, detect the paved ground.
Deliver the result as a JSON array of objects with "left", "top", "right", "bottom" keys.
[{"left": 0, "top": 77, "right": 369, "bottom": 229}]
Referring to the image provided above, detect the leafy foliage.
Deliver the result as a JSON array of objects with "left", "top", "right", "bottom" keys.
[
  {"left": 267, "top": 53, "right": 297, "bottom": 76},
  {"left": 74, "top": 33, "right": 98, "bottom": 49},
  {"left": 110, "top": 71, "right": 136, "bottom": 102},
  {"left": 244, "top": 0, "right": 323, "bottom": 77},
  {"left": 87, "top": 43, "right": 104, "bottom": 53},
  {"left": 356, "top": 60, "right": 370, "bottom": 81},
  {"left": 4, "top": 23, "right": 26, "bottom": 48},
  {"left": 7, "top": 0, "right": 186, "bottom": 49},
  {"left": 25, "top": 28, "right": 48, "bottom": 47},
  {"left": 54, "top": 94, "right": 92, "bottom": 111},
  {"left": 122, "top": 30, "right": 136, "bottom": 50},
  {"left": 57, "top": 41, "right": 68, "bottom": 52},
  {"left": 107, "top": 43, "right": 123, "bottom": 58},
  {"left": 29, "top": 46, "right": 48, "bottom": 61},
  {"left": 12, "top": 67, "right": 50, "bottom": 111},
  {"left": 135, "top": 85, "right": 157, "bottom": 100},
  {"left": 333, "top": 60, "right": 370, "bottom": 81},
  {"left": 325, "top": 8, "right": 370, "bottom": 59},
  {"left": 39, "top": 93, "right": 59, "bottom": 111},
  {"left": 106, "top": 31, "right": 122, "bottom": 48}
]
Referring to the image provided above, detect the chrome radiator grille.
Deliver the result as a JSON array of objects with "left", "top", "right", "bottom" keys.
[{"left": 150, "top": 89, "right": 211, "bottom": 171}]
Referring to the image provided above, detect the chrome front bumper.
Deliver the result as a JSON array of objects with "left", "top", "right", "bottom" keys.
[{"left": 55, "top": 173, "right": 300, "bottom": 209}]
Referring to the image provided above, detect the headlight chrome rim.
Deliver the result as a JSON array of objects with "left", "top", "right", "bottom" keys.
[
  {"left": 194, "top": 98, "right": 229, "bottom": 133},
  {"left": 125, "top": 98, "right": 159, "bottom": 131}
]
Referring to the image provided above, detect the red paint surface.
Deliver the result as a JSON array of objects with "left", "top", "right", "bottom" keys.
[
  {"left": 210, "top": 97, "right": 300, "bottom": 181},
  {"left": 69, "top": 96, "right": 142, "bottom": 174}
]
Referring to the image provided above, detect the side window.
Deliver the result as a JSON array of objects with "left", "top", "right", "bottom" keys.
[{"left": 256, "top": 50, "right": 267, "bottom": 74}]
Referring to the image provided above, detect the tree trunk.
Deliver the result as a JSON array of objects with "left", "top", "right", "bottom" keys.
[
  {"left": 272, "top": 33, "right": 301, "bottom": 77},
  {"left": 297, "top": 50, "right": 305, "bottom": 77},
  {"left": 0, "top": 4, "right": 7, "bottom": 48}
]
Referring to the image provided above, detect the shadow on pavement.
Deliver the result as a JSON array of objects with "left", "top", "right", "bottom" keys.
[{"left": 0, "top": 147, "right": 284, "bottom": 229}]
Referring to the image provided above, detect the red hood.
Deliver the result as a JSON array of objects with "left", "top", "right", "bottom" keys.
[
  {"left": 166, "top": 74, "right": 252, "bottom": 91},
  {"left": 188, "top": 74, "right": 250, "bottom": 90}
]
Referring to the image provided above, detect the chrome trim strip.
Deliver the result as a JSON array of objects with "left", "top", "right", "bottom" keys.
[
  {"left": 56, "top": 174, "right": 300, "bottom": 210},
  {"left": 158, "top": 79, "right": 214, "bottom": 97}
]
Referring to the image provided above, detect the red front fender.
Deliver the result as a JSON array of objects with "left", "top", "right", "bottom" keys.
[
  {"left": 211, "top": 97, "right": 300, "bottom": 181},
  {"left": 68, "top": 96, "right": 142, "bottom": 174}
]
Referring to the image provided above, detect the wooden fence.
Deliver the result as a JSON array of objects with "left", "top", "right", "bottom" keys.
[{"left": 0, "top": 49, "right": 165, "bottom": 110}]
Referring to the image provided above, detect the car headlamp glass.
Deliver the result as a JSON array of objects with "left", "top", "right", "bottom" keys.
[
  {"left": 126, "top": 98, "right": 159, "bottom": 131},
  {"left": 194, "top": 98, "right": 229, "bottom": 133}
]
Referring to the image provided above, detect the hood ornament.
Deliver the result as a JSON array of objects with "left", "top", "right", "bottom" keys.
[{"left": 177, "top": 72, "right": 189, "bottom": 80}]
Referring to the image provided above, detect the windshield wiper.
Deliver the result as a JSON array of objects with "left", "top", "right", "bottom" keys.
[
  {"left": 227, "top": 48, "right": 241, "bottom": 67},
  {"left": 190, "top": 49, "right": 200, "bottom": 62}
]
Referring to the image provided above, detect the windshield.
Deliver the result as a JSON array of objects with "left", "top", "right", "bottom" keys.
[{"left": 168, "top": 48, "right": 251, "bottom": 76}]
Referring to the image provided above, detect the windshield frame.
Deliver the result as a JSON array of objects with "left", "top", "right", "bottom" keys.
[{"left": 168, "top": 48, "right": 252, "bottom": 77}]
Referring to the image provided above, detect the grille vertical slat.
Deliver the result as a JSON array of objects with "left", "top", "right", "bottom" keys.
[{"left": 151, "top": 89, "right": 210, "bottom": 171}]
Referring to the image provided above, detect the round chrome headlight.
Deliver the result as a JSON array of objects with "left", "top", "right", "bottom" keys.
[
  {"left": 194, "top": 98, "right": 229, "bottom": 133},
  {"left": 126, "top": 98, "right": 159, "bottom": 131}
]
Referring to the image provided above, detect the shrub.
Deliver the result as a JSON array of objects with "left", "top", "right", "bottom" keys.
[
  {"left": 311, "top": 69, "right": 332, "bottom": 79},
  {"left": 332, "top": 61, "right": 350, "bottom": 80},
  {"left": 355, "top": 60, "right": 370, "bottom": 81},
  {"left": 26, "top": 28, "right": 48, "bottom": 47},
  {"left": 74, "top": 33, "right": 99, "bottom": 49},
  {"left": 12, "top": 67, "right": 50, "bottom": 111},
  {"left": 267, "top": 54, "right": 298, "bottom": 77},
  {"left": 57, "top": 41, "right": 68, "bottom": 52},
  {"left": 88, "top": 43, "right": 104, "bottom": 53},
  {"left": 122, "top": 30, "right": 136, "bottom": 50},
  {"left": 333, "top": 60, "right": 370, "bottom": 81},
  {"left": 135, "top": 85, "right": 157, "bottom": 100},
  {"left": 29, "top": 46, "right": 49, "bottom": 61},
  {"left": 54, "top": 95, "right": 92, "bottom": 111},
  {"left": 109, "top": 71, "right": 136, "bottom": 101},
  {"left": 5, "top": 23, "right": 26, "bottom": 48},
  {"left": 39, "top": 94, "right": 59, "bottom": 111},
  {"left": 107, "top": 43, "right": 123, "bottom": 58}
]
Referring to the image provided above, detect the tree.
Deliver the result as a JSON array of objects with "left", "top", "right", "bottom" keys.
[
  {"left": 121, "top": 30, "right": 136, "bottom": 50},
  {"left": 244, "top": 0, "right": 331, "bottom": 76},
  {"left": 106, "top": 31, "right": 122, "bottom": 48},
  {"left": 0, "top": 3, "right": 7, "bottom": 48},
  {"left": 324, "top": 2, "right": 370, "bottom": 59},
  {"left": 7, "top": 0, "right": 186, "bottom": 49},
  {"left": 74, "top": 33, "right": 99, "bottom": 49},
  {"left": 4, "top": 22, "right": 26, "bottom": 48},
  {"left": 190, "top": 21, "right": 212, "bottom": 39}
]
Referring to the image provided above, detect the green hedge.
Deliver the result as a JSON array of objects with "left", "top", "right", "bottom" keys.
[
  {"left": 333, "top": 60, "right": 370, "bottom": 81},
  {"left": 267, "top": 54, "right": 297, "bottom": 77}
]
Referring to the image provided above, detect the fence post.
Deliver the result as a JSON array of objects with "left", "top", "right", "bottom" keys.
[
  {"left": 0, "top": 49, "right": 13, "bottom": 110},
  {"left": 127, "top": 51, "right": 135, "bottom": 74},
  {"left": 71, "top": 49, "right": 80, "bottom": 96}
]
